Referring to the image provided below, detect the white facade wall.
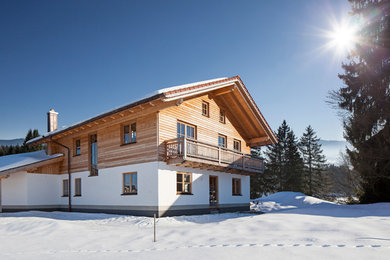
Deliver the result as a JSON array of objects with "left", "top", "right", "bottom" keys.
[
  {"left": 1, "top": 161, "right": 249, "bottom": 214},
  {"left": 2, "top": 171, "right": 60, "bottom": 206},
  {"left": 157, "top": 162, "right": 250, "bottom": 208},
  {"left": 60, "top": 162, "right": 158, "bottom": 207}
]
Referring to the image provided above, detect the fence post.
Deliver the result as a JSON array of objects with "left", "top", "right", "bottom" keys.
[
  {"left": 183, "top": 137, "right": 187, "bottom": 160},
  {"left": 218, "top": 147, "right": 221, "bottom": 164},
  {"left": 154, "top": 213, "right": 156, "bottom": 242}
]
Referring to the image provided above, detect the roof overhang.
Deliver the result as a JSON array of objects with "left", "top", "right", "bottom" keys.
[{"left": 0, "top": 153, "right": 64, "bottom": 176}]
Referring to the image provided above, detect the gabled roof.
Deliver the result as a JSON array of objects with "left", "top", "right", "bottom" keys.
[
  {"left": 27, "top": 76, "right": 277, "bottom": 146},
  {"left": 0, "top": 150, "right": 64, "bottom": 176}
]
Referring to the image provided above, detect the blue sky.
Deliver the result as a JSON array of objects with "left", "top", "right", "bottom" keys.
[{"left": 0, "top": 0, "right": 351, "bottom": 140}]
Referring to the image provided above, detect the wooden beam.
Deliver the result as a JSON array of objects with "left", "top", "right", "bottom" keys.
[
  {"left": 212, "top": 85, "right": 236, "bottom": 97},
  {"left": 249, "top": 136, "right": 270, "bottom": 144}
]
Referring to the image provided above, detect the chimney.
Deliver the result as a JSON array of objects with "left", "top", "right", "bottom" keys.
[{"left": 47, "top": 109, "right": 58, "bottom": 132}]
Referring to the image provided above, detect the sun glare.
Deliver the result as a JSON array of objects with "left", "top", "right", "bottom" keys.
[{"left": 324, "top": 19, "right": 358, "bottom": 56}]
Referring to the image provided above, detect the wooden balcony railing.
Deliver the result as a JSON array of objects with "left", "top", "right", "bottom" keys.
[{"left": 165, "top": 137, "right": 264, "bottom": 174}]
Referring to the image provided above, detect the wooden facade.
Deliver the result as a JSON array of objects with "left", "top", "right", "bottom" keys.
[{"left": 29, "top": 77, "right": 276, "bottom": 176}]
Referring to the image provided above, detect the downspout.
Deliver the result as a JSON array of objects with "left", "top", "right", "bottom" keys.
[{"left": 50, "top": 137, "right": 71, "bottom": 212}]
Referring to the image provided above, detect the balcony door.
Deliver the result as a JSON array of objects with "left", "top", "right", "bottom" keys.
[
  {"left": 177, "top": 122, "right": 196, "bottom": 155},
  {"left": 209, "top": 176, "right": 218, "bottom": 208}
]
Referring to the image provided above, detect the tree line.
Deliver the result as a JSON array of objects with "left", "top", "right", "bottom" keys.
[
  {"left": 250, "top": 120, "right": 359, "bottom": 200},
  {"left": 0, "top": 129, "right": 43, "bottom": 156}
]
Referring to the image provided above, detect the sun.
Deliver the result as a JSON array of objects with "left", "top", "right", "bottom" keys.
[{"left": 324, "top": 20, "right": 358, "bottom": 55}]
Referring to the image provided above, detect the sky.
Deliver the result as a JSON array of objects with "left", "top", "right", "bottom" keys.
[{"left": 0, "top": 0, "right": 352, "bottom": 141}]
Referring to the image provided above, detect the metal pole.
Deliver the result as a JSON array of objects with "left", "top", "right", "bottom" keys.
[{"left": 154, "top": 213, "right": 157, "bottom": 242}]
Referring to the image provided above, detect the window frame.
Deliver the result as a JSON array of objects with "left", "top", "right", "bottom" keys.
[
  {"left": 176, "top": 172, "right": 192, "bottom": 195},
  {"left": 121, "top": 122, "right": 137, "bottom": 145},
  {"left": 219, "top": 109, "right": 226, "bottom": 124},
  {"left": 74, "top": 178, "right": 82, "bottom": 197},
  {"left": 62, "top": 179, "right": 69, "bottom": 197},
  {"left": 232, "top": 178, "right": 242, "bottom": 196},
  {"left": 122, "top": 172, "right": 138, "bottom": 195},
  {"left": 74, "top": 138, "right": 81, "bottom": 156},
  {"left": 177, "top": 121, "right": 197, "bottom": 140},
  {"left": 233, "top": 139, "right": 241, "bottom": 152},
  {"left": 89, "top": 133, "right": 98, "bottom": 176},
  {"left": 202, "top": 101, "right": 209, "bottom": 117},
  {"left": 218, "top": 134, "right": 227, "bottom": 148}
]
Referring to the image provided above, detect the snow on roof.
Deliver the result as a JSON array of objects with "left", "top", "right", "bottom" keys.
[
  {"left": 154, "top": 77, "right": 227, "bottom": 95},
  {"left": 27, "top": 77, "right": 231, "bottom": 145},
  {"left": 0, "top": 150, "right": 63, "bottom": 174}
]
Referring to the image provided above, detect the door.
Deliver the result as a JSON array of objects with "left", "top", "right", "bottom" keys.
[{"left": 209, "top": 176, "right": 218, "bottom": 208}]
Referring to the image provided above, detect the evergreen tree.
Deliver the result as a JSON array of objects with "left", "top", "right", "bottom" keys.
[
  {"left": 265, "top": 120, "right": 304, "bottom": 192},
  {"left": 299, "top": 125, "right": 327, "bottom": 195},
  {"left": 330, "top": 0, "right": 390, "bottom": 202},
  {"left": 250, "top": 147, "right": 278, "bottom": 198},
  {"left": 0, "top": 129, "right": 43, "bottom": 157},
  {"left": 284, "top": 130, "right": 304, "bottom": 192}
]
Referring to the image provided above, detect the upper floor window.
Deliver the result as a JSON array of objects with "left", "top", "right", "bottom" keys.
[
  {"left": 123, "top": 123, "right": 136, "bottom": 144},
  {"left": 202, "top": 101, "right": 209, "bottom": 117},
  {"left": 89, "top": 134, "right": 98, "bottom": 176},
  {"left": 74, "top": 139, "right": 81, "bottom": 156},
  {"left": 233, "top": 139, "right": 241, "bottom": 152},
  {"left": 219, "top": 109, "right": 226, "bottom": 124},
  {"left": 177, "top": 172, "right": 192, "bottom": 194},
  {"left": 123, "top": 172, "right": 138, "bottom": 195},
  {"left": 62, "top": 179, "right": 69, "bottom": 197},
  {"left": 177, "top": 122, "right": 196, "bottom": 139},
  {"left": 218, "top": 134, "right": 227, "bottom": 148},
  {"left": 75, "top": 178, "right": 81, "bottom": 196},
  {"left": 232, "top": 178, "right": 241, "bottom": 196}
]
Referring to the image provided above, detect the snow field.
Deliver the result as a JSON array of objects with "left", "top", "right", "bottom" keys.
[{"left": 0, "top": 192, "right": 389, "bottom": 259}]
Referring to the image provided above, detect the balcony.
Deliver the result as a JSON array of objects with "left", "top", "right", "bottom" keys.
[{"left": 164, "top": 137, "right": 264, "bottom": 175}]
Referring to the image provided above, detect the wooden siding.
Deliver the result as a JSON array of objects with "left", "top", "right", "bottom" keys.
[
  {"left": 46, "top": 112, "right": 159, "bottom": 174},
  {"left": 158, "top": 94, "right": 251, "bottom": 160}
]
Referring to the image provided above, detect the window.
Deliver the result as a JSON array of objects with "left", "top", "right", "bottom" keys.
[
  {"left": 89, "top": 134, "right": 98, "bottom": 176},
  {"left": 74, "top": 139, "right": 81, "bottom": 156},
  {"left": 232, "top": 178, "right": 241, "bottom": 195},
  {"left": 123, "top": 172, "right": 137, "bottom": 194},
  {"left": 177, "top": 172, "right": 192, "bottom": 194},
  {"left": 219, "top": 109, "right": 226, "bottom": 124},
  {"left": 75, "top": 178, "right": 81, "bottom": 196},
  {"left": 202, "top": 101, "right": 209, "bottom": 117},
  {"left": 233, "top": 139, "right": 241, "bottom": 152},
  {"left": 218, "top": 134, "right": 227, "bottom": 148},
  {"left": 123, "top": 123, "right": 136, "bottom": 144},
  {"left": 62, "top": 179, "right": 69, "bottom": 197},
  {"left": 177, "top": 122, "right": 196, "bottom": 139}
]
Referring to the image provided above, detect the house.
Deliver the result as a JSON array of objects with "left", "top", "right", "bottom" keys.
[{"left": 0, "top": 76, "right": 277, "bottom": 217}]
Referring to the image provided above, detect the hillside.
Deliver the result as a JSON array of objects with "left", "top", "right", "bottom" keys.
[{"left": 0, "top": 138, "right": 24, "bottom": 146}]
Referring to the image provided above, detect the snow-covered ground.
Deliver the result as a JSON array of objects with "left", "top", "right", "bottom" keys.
[{"left": 0, "top": 192, "right": 389, "bottom": 260}]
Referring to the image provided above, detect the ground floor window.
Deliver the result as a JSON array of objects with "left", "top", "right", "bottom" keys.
[
  {"left": 177, "top": 172, "right": 192, "bottom": 194},
  {"left": 62, "top": 179, "right": 69, "bottom": 197},
  {"left": 75, "top": 178, "right": 81, "bottom": 196},
  {"left": 123, "top": 172, "right": 138, "bottom": 194},
  {"left": 232, "top": 178, "right": 241, "bottom": 195}
]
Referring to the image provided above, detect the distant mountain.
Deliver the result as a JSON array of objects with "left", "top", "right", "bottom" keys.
[
  {"left": 0, "top": 138, "right": 24, "bottom": 146},
  {"left": 319, "top": 140, "right": 351, "bottom": 165}
]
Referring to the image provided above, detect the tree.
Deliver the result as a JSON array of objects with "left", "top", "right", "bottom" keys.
[
  {"left": 250, "top": 147, "right": 278, "bottom": 198},
  {"left": 299, "top": 125, "right": 327, "bottom": 195},
  {"left": 330, "top": 0, "right": 390, "bottom": 202},
  {"left": 265, "top": 120, "right": 304, "bottom": 192},
  {"left": 284, "top": 130, "right": 304, "bottom": 192},
  {"left": 0, "top": 129, "right": 43, "bottom": 157}
]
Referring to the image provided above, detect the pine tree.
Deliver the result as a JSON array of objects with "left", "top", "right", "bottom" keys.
[
  {"left": 330, "top": 0, "right": 390, "bottom": 202},
  {"left": 250, "top": 147, "right": 278, "bottom": 198},
  {"left": 265, "top": 120, "right": 304, "bottom": 192},
  {"left": 299, "top": 125, "right": 327, "bottom": 195},
  {"left": 284, "top": 130, "right": 304, "bottom": 192}
]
